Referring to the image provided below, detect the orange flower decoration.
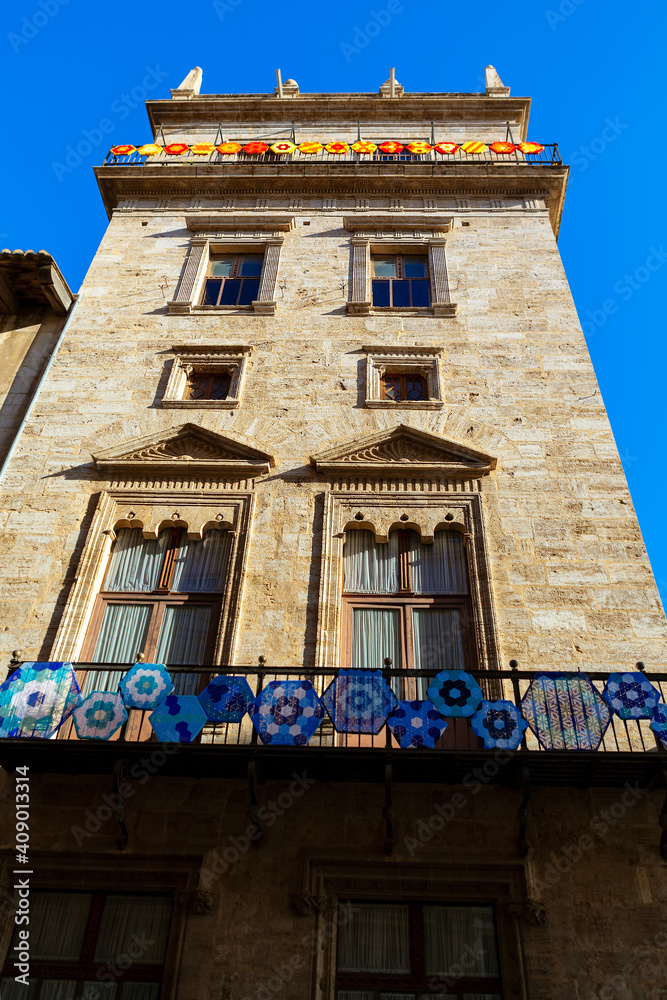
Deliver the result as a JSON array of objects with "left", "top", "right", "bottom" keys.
[
  {"left": 243, "top": 142, "right": 269, "bottom": 155},
  {"left": 216, "top": 142, "right": 242, "bottom": 154},
  {"left": 378, "top": 141, "right": 404, "bottom": 154},
  {"left": 406, "top": 142, "right": 432, "bottom": 155},
  {"left": 461, "top": 141, "right": 488, "bottom": 154},
  {"left": 270, "top": 141, "right": 296, "bottom": 154},
  {"left": 137, "top": 143, "right": 162, "bottom": 156},
  {"left": 190, "top": 143, "right": 216, "bottom": 155},
  {"left": 434, "top": 142, "right": 460, "bottom": 154},
  {"left": 351, "top": 140, "right": 377, "bottom": 154},
  {"left": 110, "top": 145, "right": 136, "bottom": 155},
  {"left": 489, "top": 141, "right": 516, "bottom": 154},
  {"left": 325, "top": 142, "right": 350, "bottom": 154},
  {"left": 298, "top": 141, "right": 323, "bottom": 154},
  {"left": 517, "top": 142, "right": 545, "bottom": 155},
  {"left": 164, "top": 143, "right": 189, "bottom": 155}
]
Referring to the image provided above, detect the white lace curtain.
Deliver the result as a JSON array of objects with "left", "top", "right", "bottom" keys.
[
  {"left": 104, "top": 527, "right": 230, "bottom": 593},
  {"left": 337, "top": 904, "right": 411, "bottom": 973},
  {"left": 344, "top": 530, "right": 469, "bottom": 595}
]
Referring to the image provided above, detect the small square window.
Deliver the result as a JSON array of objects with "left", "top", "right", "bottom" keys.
[
  {"left": 381, "top": 375, "right": 427, "bottom": 402},
  {"left": 201, "top": 253, "right": 263, "bottom": 307},
  {"left": 362, "top": 348, "right": 443, "bottom": 410},
  {"left": 161, "top": 347, "right": 251, "bottom": 410},
  {"left": 371, "top": 254, "right": 431, "bottom": 308},
  {"left": 187, "top": 372, "right": 231, "bottom": 401}
]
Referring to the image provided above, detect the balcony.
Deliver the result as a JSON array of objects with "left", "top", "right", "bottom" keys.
[{"left": 0, "top": 664, "right": 665, "bottom": 789}]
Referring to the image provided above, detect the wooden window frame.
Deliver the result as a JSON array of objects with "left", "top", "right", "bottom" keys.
[
  {"left": 161, "top": 346, "right": 251, "bottom": 410},
  {"left": 362, "top": 346, "right": 444, "bottom": 410},
  {"left": 186, "top": 370, "right": 232, "bottom": 401},
  {"left": 380, "top": 373, "right": 427, "bottom": 402},
  {"left": 201, "top": 252, "right": 264, "bottom": 307},
  {"left": 371, "top": 252, "right": 432, "bottom": 309},
  {"left": 335, "top": 899, "right": 503, "bottom": 999}
]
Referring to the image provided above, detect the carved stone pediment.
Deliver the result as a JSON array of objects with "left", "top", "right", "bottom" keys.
[
  {"left": 311, "top": 425, "right": 495, "bottom": 477},
  {"left": 94, "top": 423, "right": 275, "bottom": 478}
]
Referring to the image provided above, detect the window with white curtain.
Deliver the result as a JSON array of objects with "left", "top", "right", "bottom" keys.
[
  {"left": 342, "top": 529, "right": 474, "bottom": 691},
  {"left": 81, "top": 526, "right": 231, "bottom": 695},
  {"left": 0, "top": 892, "right": 172, "bottom": 1000},
  {"left": 335, "top": 901, "right": 501, "bottom": 1000}
]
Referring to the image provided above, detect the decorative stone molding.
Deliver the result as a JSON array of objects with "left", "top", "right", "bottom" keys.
[
  {"left": 94, "top": 423, "right": 275, "bottom": 479},
  {"left": 508, "top": 899, "right": 548, "bottom": 927},
  {"left": 289, "top": 892, "right": 333, "bottom": 916},
  {"left": 363, "top": 346, "right": 444, "bottom": 410},
  {"left": 175, "top": 889, "right": 217, "bottom": 914},
  {"left": 185, "top": 215, "right": 295, "bottom": 234},
  {"left": 344, "top": 215, "right": 454, "bottom": 235},
  {"left": 311, "top": 425, "right": 495, "bottom": 478},
  {"left": 162, "top": 345, "right": 252, "bottom": 410}
]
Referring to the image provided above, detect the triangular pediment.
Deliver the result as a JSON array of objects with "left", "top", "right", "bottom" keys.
[
  {"left": 94, "top": 423, "right": 275, "bottom": 477},
  {"left": 311, "top": 425, "right": 495, "bottom": 476}
]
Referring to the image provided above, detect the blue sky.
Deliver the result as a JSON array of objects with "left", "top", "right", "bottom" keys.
[{"left": 1, "top": 0, "right": 665, "bottom": 611}]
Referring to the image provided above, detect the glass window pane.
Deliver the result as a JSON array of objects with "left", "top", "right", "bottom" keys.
[
  {"left": 372, "top": 280, "right": 390, "bottom": 307},
  {"left": 121, "top": 986, "right": 161, "bottom": 1000},
  {"left": 87, "top": 604, "right": 152, "bottom": 693},
  {"left": 104, "top": 528, "right": 167, "bottom": 593},
  {"left": 411, "top": 532, "right": 470, "bottom": 595},
  {"left": 209, "top": 256, "right": 234, "bottom": 277},
  {"left": 238, "top": 254, "right": 264, "bottom": 276},
  {"left": 337, "top": 903, "right": 410, "bottom": 973},
  {"left": 1, "top": 980, "right": 38, "bottom": 1000},
  {"left": 373, "top": 257, "right": 397, "bottom": 277},
  {"left": 344, "top": 530, "right": 399, "bottom": 594},
  {"left": 391, "top": 280, "right": 410, "bottom": 307},
  {"left": 352, "top": 608, "right": 402, "bottom": 670},
  {"left": 83, "top": 985, "right": 117, "bottom": 1000},
  {"left": 423, "top": 905, "right": 499, "bottom": 977},
  {"left": 384, "top": 377, "right": 402, "bottom": 401},
  {"left": 406, "top": 378, "right": 425, "bottom": 401},
  {"left": 40, "top": 983, "right": 78, "bottom": 1000},
  {"left": 338, "top": 993, "right": 374, "bottom": 1000},
  {"left": 156, "top": 605, "right": 211, "bottom": 693},
  {"left": 403, "top": 256, "right": 428, "bottom": 278},
  {"left": 410, "top": 280, "right": 431, "bottom": 307},
  {"left": 220, "top": 278, "right": 242, "bottom": 305},
  {"left": 413, "top": 609, "right": 465, "bottom": 677},
  {"left": 21, "top": 892, "right": 92, "bottom": 960},
  {"left": 210, "top": 375, "right": 230, "bottom": 399},
  {"left": 94, "top": 895, "right": 172, "bottom": 963},
  {"left": 172, "top": 530, "right": 231, "bottom": 593},
  {"left": 237, "top": 277, "right": 260, "bottom": 305},
  {"left": 380, "top": 995, "right": 415, "bottom": 1000},
  {"left": 202, "top": 279, "right": 222, "bottom": 305}
]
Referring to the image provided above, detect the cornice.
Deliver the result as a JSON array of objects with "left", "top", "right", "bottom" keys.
[{"left": 186, "top": 214, "right": 294, "bottom": 232}]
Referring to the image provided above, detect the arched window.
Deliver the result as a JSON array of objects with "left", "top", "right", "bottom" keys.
[
  {"left": 342, "top": 529, "right": 474, "bottom": 688},
  {"left": 82, "top": 526, "right": 231, "bottom": 694}
]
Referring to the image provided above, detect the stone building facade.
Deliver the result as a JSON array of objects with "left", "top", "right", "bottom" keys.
[{"left": 0, "top": 68, "right": 666, "bottom": 1000}]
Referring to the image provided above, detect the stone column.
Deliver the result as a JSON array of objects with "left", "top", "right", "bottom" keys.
[
  {"left": 347, "top": 237, "right": 371, "bottom": 314},
  {"left": 168, "top": 239, "right": 208, "bottom": 313},
  {"left": 253, "top": 238, "right": 283, "bottom": 315},
  {"left": 429, "top": 239, "right": 457, "bottom": 317}
]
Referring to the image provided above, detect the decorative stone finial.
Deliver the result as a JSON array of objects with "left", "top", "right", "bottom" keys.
[
  {"left": 379, "top": 69, "right": 404, "bottom": 98},
  {"left": 274, "top": 75, "right": 299, "bottom": 97},
  {"left": 171, "top": 67, "right": 203, "bottom": 100},
  {"left": 484, "top": 65, "right": 510, "bottom": 97}
]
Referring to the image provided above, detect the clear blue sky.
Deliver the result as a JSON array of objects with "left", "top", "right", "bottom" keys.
[{"left": 1, "top": 0, "right": 665, "bottom": 615}]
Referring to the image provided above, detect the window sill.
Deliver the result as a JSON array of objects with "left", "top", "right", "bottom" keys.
[
  {"left": 161, "top": 399, "right": 240, "bottom": 409},
  {"left": 365, "top": 400, "right": 444, "bottom": 409},
  {"left": 346, "top": 302, "right": 457, "bottom": 317},
  {"left": 167, "top": 301, "right": 277, "bottom": 316}
]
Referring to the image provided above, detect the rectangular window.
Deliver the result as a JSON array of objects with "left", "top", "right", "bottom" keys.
[
  {"left": 187, "top": 372, "right": 231, "bottom": 401},
  {"left": 0, "top": 892, "right": 173, "bottom": 1000},
  {"left": 371, "top": 255, "right": 431, "bottom": 308},
  {"left": 381, "top": 375, "right": 426, "bottom": 402},
  {"left": 336, "top": 901, "right": 501, "bottom": 999},
  {"left": 201, "top": 253, "right": 263, "bottom": 307}
]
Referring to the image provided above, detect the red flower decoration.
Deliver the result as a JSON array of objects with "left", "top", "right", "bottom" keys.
[
  {"left": 243, "top": 142, "right": 269, "bottom": 155},
  {"left": 164, "top": 143, "right": 189, "bottom": 155},
  {"left": 216, "top": 142, "right": 242, "bottom": 154},
  {"left": 325, "top": 142, "right": 350, "bottom": 154},
  {"left": 489, "top": 141, "right": 516, "bottom": 154},
  {"left": 110, "top": 145, "right": 136, "bottom": 156},
  {"left": 270, "top": 141, "right": 296, "bottom": 154},
  {"left": 517, "top": 142, "right": 545, "bottom": 155},
  {"left": 378, "top": 141, "right": 405, "bottom": 154},
  {"left": 434, "top": 142, "right": 460, "bottom": 154}
]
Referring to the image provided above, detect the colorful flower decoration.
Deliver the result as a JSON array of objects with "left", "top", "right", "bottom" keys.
[
  {"left": 72, "top": 692, "right": 128, "bottom": 741},
  {"left": 270, "top": 141, "right": 296, "bottom": 154},
  {"left": 650, "top": 704, "right": 667, "bottom": 748},
  {"left": 427, "top": 670, "right": 484, "bottom": 718},
  {"left": 387, "top": 700, "right": 447, "bottom": 749},
  {"left": 149, "top": 695, "right": 207, "bottom": 743},
  {"left": 470, "top": 700, "right": 528, "bottom": 750},
  {"left": 406, "top": 142, "right": 433, "bottom": 155},
  {"left": 137, "top": 143, "right": 162, "bottom": 156},
  {"left": 298, "top": 141, "right": 324, "bottom": 154},
  {"left": 602, "top": 672, "right": 663, "bottom": 720},
  {"left": 378, "top": 141, "right": 405, "bottom": 154},
  {"left": 198, "top": 675, "right": 254, "bottom": 723},
  {"left": 0, "top": 662, "right": 81, "bottom": 738},
  {"left": 164, "top": 143, "right": 189, "bottom": 155},
  {"left": 119, "top": 663, "right": 173, "bottom": 711},
  {"left": 190, "top": 142, "right": 216, "bottom": 155},
  {"left": 489, "top": 141, "right": 516, "bottom": 154},
  {"left": 325, "top": 142, "right": 350, "bottom": 154},
  {"left": 322, "top": 670, "right": 398, "bottom": 734},
  {"left": 110, "top": 144, "right": 136, "bottom": 156},
  {"left": 434, "top": 142, "right": 460, "bottom": 154},
  {"left": 518, "top": 142, "right": 544, "bottom": 155},
  {"left": 216, "top": 142, "right": 242, "bottom": 154},
  {"left": 521, "top": 673, "right": 611, "bottom": 751},
  {"left": 243, "top": 142, "right": 269, "bottom": 155},
  {"left": 461, "top": 141, "right": 488, "bottom": 154},
  {"left": 351, "top": 140, "right": 377, "bottom": 154},
  {"left": 249, "top": 680, "right": 325, "bottom": 745}
]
